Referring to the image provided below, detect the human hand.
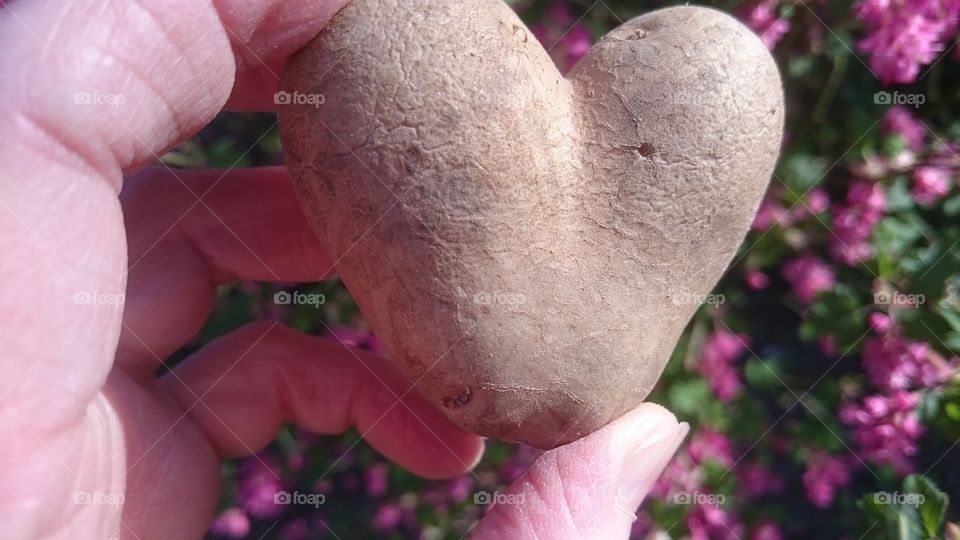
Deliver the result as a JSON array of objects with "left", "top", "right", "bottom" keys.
[{"left": 0, "top": 0, "right": 686, "bottom": 537}]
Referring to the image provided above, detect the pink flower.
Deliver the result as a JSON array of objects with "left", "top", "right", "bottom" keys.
[
  {"left": 869, "top": 312, "right": 894, "bottom": 334},
  {"left": 689, "top": 428, "right": 735, "bottom": 467},
  {"left": 499, "top": 444, "right": 541, "bottom": 483},
  {"left": 210, "top": 508, "right": 251, "bottom": 538},
  {"left": 687, "top": 504, "right": 744, "bottom": 540},
  {"left": 562, "top": 25, "right": 593, "bottom": 68},
  {"left": 365, "top": 463, "right": 389, "bottom": 497},
  {"left": 802, "top": 452, "right": 852, "bottom": 508},
  {"left": 862, "top": 334, "right": 940, "bottom": 391},
  {"left": 882, "top": 106, "right": 926, "bottom": 151},
  {"left": 448, "top": 475, "right": 473, "bottom": 502},
  {"left": 741, "top": 0, "right": 791, "bottom": 49},
  {"left": 543, "top": 0, "right": 574, "bottom": 27},
  {"left": 819, "top": 335, "right": 839, "bottom": 357},
  {"left": 841, "top": 391, "right": 924, "bottom": 474},
  {"left": 782, "top": 254, "right": 836, "bottom": 303},
  {"left": 859, "top": 18, "right": 943, "bottom": 83},
  {"left": 752, "top": 522, "right": 785, "bottom": 540},
  {"left": 631, "top": 512, "right": 653, "bottom": 538},
  {"left": 650, "top": 453, "right": 702, "bottom": 500},
  {"left": 280, "top": 519, "right": 310, "bottom": 540},
  {"left": 806, "top": 188, "right": 831, "bottom": 215},
  {"left": 737, "top": 462, "right": 785, "bottom": 498},
  {"left": 745, "top": 270, "right": 771, "bottom": 290},
  {"left": 830, "top": 180, "right": 886, "bottom": 265},
  {"left": 372, "top": 504, "right": 403, "bottom": 532},
  {"left": 912, "top": 166, "right": 952, "bottom": 204},
  {"left": 531, "top": 2, "right": 594, "bottom": 73},
  {"left": 697, "top": 330, "right": 750, "bottom": 401},
  {"left": 752, "top": 198, "right": 794, "bottom": 230},
  {"left": 854, "top": 0, "right": 960, "bottom": 84},
  {"left": 236, "top": 456, "right": 286, "bottom": 519}
]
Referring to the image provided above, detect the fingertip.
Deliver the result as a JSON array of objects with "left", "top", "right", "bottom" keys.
[
  {"left": 471, "top": 403, "right": 687, "bottom": 539},
  {"left": 358, "top": 392, "right": 486, "bottom": 480}
]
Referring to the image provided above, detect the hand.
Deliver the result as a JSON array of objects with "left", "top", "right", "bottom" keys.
[{"left": 0, "top": 0, "right": 686, "bottom": 538}]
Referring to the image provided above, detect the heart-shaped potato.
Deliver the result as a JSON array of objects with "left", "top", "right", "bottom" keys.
[{"left": 279, "top": 1, "right": 783, "bottom": 448}]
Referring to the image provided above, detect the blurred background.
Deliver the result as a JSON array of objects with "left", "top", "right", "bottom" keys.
[{"left": 161, "top": 0, "right": 960, "bottom": 538}]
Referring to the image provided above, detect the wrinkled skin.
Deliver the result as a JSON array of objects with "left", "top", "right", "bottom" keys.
[
  {"left": 281, "top": 1, "right": 783, "bottom": 447},
  {"left": 0, "top": 0, "right": 686, "bottom": 538}
]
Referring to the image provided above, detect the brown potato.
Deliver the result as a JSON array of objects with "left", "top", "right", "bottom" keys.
[{"left": 278, "top": 1, "right": 783, "bottom": 448}]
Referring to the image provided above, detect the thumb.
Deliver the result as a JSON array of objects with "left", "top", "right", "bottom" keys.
[{"left": 472, "top": 403, "right": 688, "bottom": 539}]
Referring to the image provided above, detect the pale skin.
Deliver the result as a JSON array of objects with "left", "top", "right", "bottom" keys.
[{"left": 0, "top": 0, "right": 688, "bottom": 538}]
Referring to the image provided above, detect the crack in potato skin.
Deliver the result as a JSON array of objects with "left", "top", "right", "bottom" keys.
[{"left": 279, "top": 0, "right": 783, "bottom": 448}]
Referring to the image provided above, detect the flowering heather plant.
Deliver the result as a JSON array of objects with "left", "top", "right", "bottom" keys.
[{"left": 172, "top": 0, "right": 960, "bottom": 538}]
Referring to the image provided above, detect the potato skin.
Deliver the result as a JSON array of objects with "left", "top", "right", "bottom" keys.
[{"left": 279, "top": 1, "right": 783, "bottom": 448}]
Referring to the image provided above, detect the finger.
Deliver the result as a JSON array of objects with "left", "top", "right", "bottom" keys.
[
  {"left": 102, "top": 372, "right": 221, "bottom": 540},
  {"left": 0, "top": 0, "right": 344, "bottom": 435},
  {"left": 117, "top": 166, "right": 334, "bottom": 376},
  {"left": 159, "top": 321, "right": 485, "bottom": 479},
  {"left": 472, "top": 404, "right": 688, "bottom": 540},
  {"left": 1, "top": 0, "right": 350, "bottom": 175},
  {"left": 214, "top": 0, "right": 350, "bottom": 112}
]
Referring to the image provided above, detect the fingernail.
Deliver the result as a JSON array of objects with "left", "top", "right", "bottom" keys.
[{"left": 619, "top": 421, "right": 689, "bottom": 509}]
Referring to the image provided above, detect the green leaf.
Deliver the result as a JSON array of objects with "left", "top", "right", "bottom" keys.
[
  {"left": 824, "top": 30, "right": 854, "bottom": 61},
  {"left": 885, "top": 176, "right": 916, "bottom": 213},
  {"left": 744, "top": 356, "right": 785, "bottom": 389},
  {"left": 779, "top": 152, "right": 828, "bottom": 191},
  {"left": 801, "top": 284, "right": 867, "bottom": 352},
  {"left": 899, "top": 310, "right": 957, "bottom": 356},
  {"left": 939, "top": 305, "right": 960, "bottom": 334},
  {"left": 874, "top": 215, "right": 926, "bottom": 278},
  {"left": 667, "top": 378, "right": 712, "bottom": 418},
  {"left": 788, "top": 55, "right": 815, "bottom": 79},
  {"left": 904, "top": 475, "right": 949, "bottom": 539},
  {"left": 859, "top": 489, "right": 925, "bottom": 540},
  {"left": 943, "top": 194, "right": 960, "bottom": 216}
]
